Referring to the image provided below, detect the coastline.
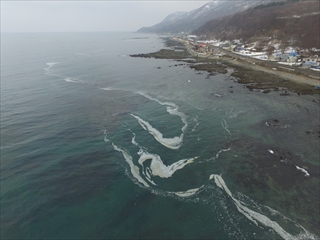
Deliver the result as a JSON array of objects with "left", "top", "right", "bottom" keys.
[
  {"left": 131, "top": 36, "right": 320, "bottom": 237},
  {"left": 185, "top": 43, "right": 320, "bottom": 86},
  {"left": 131, "top": 37, "right": 320, "bottom": 95}
]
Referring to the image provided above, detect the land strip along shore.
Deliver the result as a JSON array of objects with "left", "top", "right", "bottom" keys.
[{"left": 131, "top": 37, "right": 320, "bottom": 95}]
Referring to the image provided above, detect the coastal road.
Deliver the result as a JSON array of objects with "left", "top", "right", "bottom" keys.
[{"left": 214, "top": 47, "right": 320, "bottom": 79}]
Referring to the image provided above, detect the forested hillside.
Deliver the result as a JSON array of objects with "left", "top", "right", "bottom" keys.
[{"left": 193, "top": 0, "right": 320, "bottom": 49}]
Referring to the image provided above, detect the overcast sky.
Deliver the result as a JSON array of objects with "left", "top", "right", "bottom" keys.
[{"left": 1, "top": 1, "right": 209, "bottom": 32}]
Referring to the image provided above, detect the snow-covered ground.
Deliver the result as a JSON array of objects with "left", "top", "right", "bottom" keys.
[
  {"left": 278, "top": 62, "right": 301, "bottom": 66},
  {"left": 177, "top": 37, "right": 318, "bottom": 66}
]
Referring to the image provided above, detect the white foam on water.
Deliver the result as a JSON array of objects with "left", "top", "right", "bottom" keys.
[
  {"left": 215, "top": 148, "right": 231, "bottom": 159},
  {"left": 112, "top": 134, "right": 317, "bottom": 239},
  {"left": 101, "top": 87, "right": 115, "bottom": 91},
  {"left": 166, "top": 106, "right": 188, "bottom": 133},
  {"left": 64, "top": 77, "right": 77, "bottom": 83},
  {"left": 146, "top": 167, "right": 152, "bottom": 179},
  {"left": 45, "top": 62, "right": 88, "bottom": 84},
  {"left": 113, "top": 133, "right": 198, "bottom": 188},
  {"left": 295, "top": 165, "right": 310, "bottom": 177},
  {"left": 104, "top": 135, "right": 110, "bottom": 142},
  {"left": 46, "top": 62, "right": 59, "bottom": 66},
  {"left": 226, "top": 108, "right": 245, "bottom": 119},
  {"left": 199, "top": 147, "right": 232, "bottom": 163},
  {"left": 44, "top": 62, "right": 60, "bottom": 74},
  {"left": 137, "top": 147, "right": 198, "bottom": 179},
  {"left": 192, "top": 122, "right": 200, "bottom": 132},
  {"left": 131, "top": 132, "right": 139, "bottom": 146},
  {"left": 174, "top": 185, "right": 204, "bottom": 197},
  {"left": 112, "top": 129, "right": 317, "bottom": 239},
  {"left": 221, "top": 119, "right": 231, "bottom": 136},
  {"left": 142, "top": 169, "right": 157, "bottom": 186},
  {"left": 211, "top": 174, "right": 316, "bottom": 240},
  {"left": 102, "top": 89, "right": 189, "bottom": 137},
  {"left": 262, "top": 205, "right": 294, "bottom": 222},
  {"left": 268, "top": 149, "right": 274, "bottom": 154},
  {"left": 135, "top": 92, "right": 188, "bottom": 143},
  {"left": 144, "top": 167, "right": 157, "bottom": 186},
  {"left": 130, "top": 134, "right": 157, "bottom": 186},
  {"left": 112, "top": 143, "right": 149, "bottom": 187},
  {"left": 136, "top": 91, "right": 177, "bottom": 108},
  {"left": 100, "top": 91, "right": 189, "bottom": 142},
  {"left": 45, "top": 62, "right": 59, "bottom": 69},
  {"left": 131, "top": 114, "right": 184, "bottom": 150}
]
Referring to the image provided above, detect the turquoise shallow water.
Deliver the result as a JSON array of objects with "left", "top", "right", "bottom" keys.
[{"left": 1, "top": 32, "right": 319, "bottom": 239}]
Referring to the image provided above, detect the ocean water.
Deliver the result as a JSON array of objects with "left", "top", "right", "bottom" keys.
[{"left": 1, "top": 32, "right": 319, "bottom": 239}]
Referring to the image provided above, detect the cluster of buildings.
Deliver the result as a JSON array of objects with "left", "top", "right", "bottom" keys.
[{"left": 173, "top": 35, "right": 320, "bottom": 71}]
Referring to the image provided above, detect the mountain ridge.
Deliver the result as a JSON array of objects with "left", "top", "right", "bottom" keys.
[
  {"left": 137, "top": 0, "right": 275, "bottom": 34},
  {"left": 192, "top": 0, "right": 320, "bottom": 48}
]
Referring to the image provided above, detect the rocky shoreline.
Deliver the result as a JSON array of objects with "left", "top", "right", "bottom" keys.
[
  {"left": 130, "top": 37, "right": 320, "bottom": 237},
  {"left": 131, "top": 37, "right": 320, "bottom": 95}
]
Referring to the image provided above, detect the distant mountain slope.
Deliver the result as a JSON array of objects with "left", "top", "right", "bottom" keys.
[
  {"left": 137, "top": 0, "right": 275, "bottom": 34},
  {"left": 193, "top": 0, "right": 320, "bottom": 48},
  {"left": 161, "top": 11, "right": 188, "bottom": 24}
]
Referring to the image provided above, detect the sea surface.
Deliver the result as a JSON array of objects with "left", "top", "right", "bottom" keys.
[{"left": 1, "top": 32, "right": 319, "bottom": 239}]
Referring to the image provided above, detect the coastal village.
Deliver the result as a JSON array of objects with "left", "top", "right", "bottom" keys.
[{"left": 173, "top": 34, "right": 320, "bottom": 72}]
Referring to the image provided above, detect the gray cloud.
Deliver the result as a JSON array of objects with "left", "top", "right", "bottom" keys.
[{"left": 1, "top": 1, "right": 208, "bottom": 32}]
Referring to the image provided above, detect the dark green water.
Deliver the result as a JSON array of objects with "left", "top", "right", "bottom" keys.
[{"left": 1, "top": 32, "right": 319, "bottom": 239}]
